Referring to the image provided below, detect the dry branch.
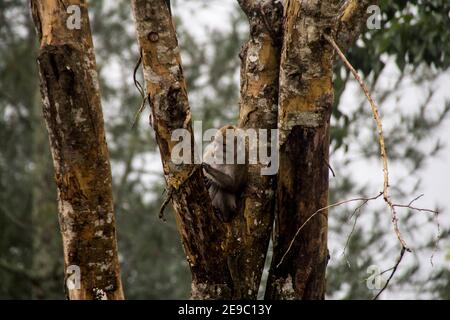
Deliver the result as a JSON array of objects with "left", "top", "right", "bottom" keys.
[
  {"left": 325, "top": 34, "right": 440, "bottom": 298},
  {"left": 325, "top": 34, "right": 409, "bottom": 251}
]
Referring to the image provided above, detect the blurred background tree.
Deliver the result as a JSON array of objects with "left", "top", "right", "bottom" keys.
[{"left": 0, "top": 0, "right": 448, "bottom": 299}]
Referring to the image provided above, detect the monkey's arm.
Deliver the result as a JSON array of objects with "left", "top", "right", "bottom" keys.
[{"left": 202, "top": 163, "right": 237, "bottom": 192}]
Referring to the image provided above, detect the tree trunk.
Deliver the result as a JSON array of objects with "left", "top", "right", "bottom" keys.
[
  {"left": 230, "top": 0, "right": 283, "bottom": 299},
  {"left": 265, "top": 0, "right": 342, "bottom": 299},
  {"left": 131, "top": 0, "right": 233, "bottom": 299},
  {"left": 30, "top": 0, "right": 124, "bottom": 300}
]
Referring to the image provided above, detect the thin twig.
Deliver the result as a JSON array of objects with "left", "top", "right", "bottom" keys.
[
  {"left": 132, "top": 96, "right": 148, "bottom": 129},
  {"left": 430, "top": 210, "right": 441, "bottom": 267},
  {"left": 159, "top": 165, "right": 203, "bottom": 221},
  {"left": 325, "top": 34, "right": 409, "bottom": 252},
  {"left": 392, "top": 204, "right": 438, "bottom": 214},
  {"left": 321, "top": 34, "right": 440, "bottom": 297},
  {"left": 379, "top": 266, "right": 395, "bottom": 276},
  {"left": 391, "top": 195, "right": 440, "bottom": 266},
  {"left": 342, "top": 198, "right": 375, "bottom": 267},
  {"left": 324, "top": 158, "right": 336, "bottom": 177},
  {"left": 131, "top": 50, "right": 149, "bottom": 128},
  {"left": 133, "top": 51, "right": 145, "bottom": 97},
  {"left": 159, "top": 188, "right": 172, "bottom": 222},
  {"left": 277, "top": 193, "right": 383, "bottom": 268},
  {"left": 407, "top": 194, "right": 424, "bottom": 207},
  {"left": 342, "top": 193, "right": 383, "bottom": 260},
  {"left": 373, "top": 247, "right": 406, "bottom": 300}
]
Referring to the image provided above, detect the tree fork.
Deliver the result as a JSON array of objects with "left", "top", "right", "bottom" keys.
[{"left": 30, "top": 0, "right": 124, "bottom": 300}]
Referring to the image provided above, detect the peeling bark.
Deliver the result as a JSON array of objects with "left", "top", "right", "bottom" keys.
[
  {"left": 265, "top": 0, "right": 342, "bottom": 300},
  {"left": 30, "top": 0, "right": 124, "bottom": 300},
  {"left": 230, "top": 0, "right": 283, "bottom": 299},
  {"left": 131, "top": 0, "right": 233, "bottom": 299}
]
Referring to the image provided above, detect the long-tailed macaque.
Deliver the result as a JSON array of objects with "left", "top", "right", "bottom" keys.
[{"left": 202, "top": 125, "right": 247, "bottom": 222}]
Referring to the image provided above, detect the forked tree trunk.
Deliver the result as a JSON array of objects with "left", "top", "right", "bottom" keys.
[
  {"left": 28, "top": 0, "right": 375, "bottom": 301},
  {"left": 30, "top": 0, "right": 124, "bottom": 300}
]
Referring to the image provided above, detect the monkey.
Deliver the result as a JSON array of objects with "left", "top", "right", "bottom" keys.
[{"left": 202, "top": 125, "right": 247, "bottom": 222}]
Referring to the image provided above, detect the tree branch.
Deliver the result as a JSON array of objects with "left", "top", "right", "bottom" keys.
[
  {"left": 229, "top": 0, "right": 283, "bottom": 299},
  {"left": 131, "top": 0, "right": 233, "bottom": 299}
]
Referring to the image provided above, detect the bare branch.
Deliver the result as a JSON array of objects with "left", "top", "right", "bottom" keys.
[
  {"left": 131, "top": 50, "right": 149, "bottom": 128},
  {"left": 325, "top": 34, "right": 442, "bottom": 297},
  {"left": 277, "top": 193, "right": 383, "bottom": 268},
  {"left": 392, "top": 195, "right": 441, "bottom": 266},
  {"left": 325, "top": 34, "right": 410, "bottom": 252},
  {"left": 373, "top": 247, "right": 406, "bottom": 300},
  {"left": 342, "top": 193, "right": 384, "bottom": 259}
]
